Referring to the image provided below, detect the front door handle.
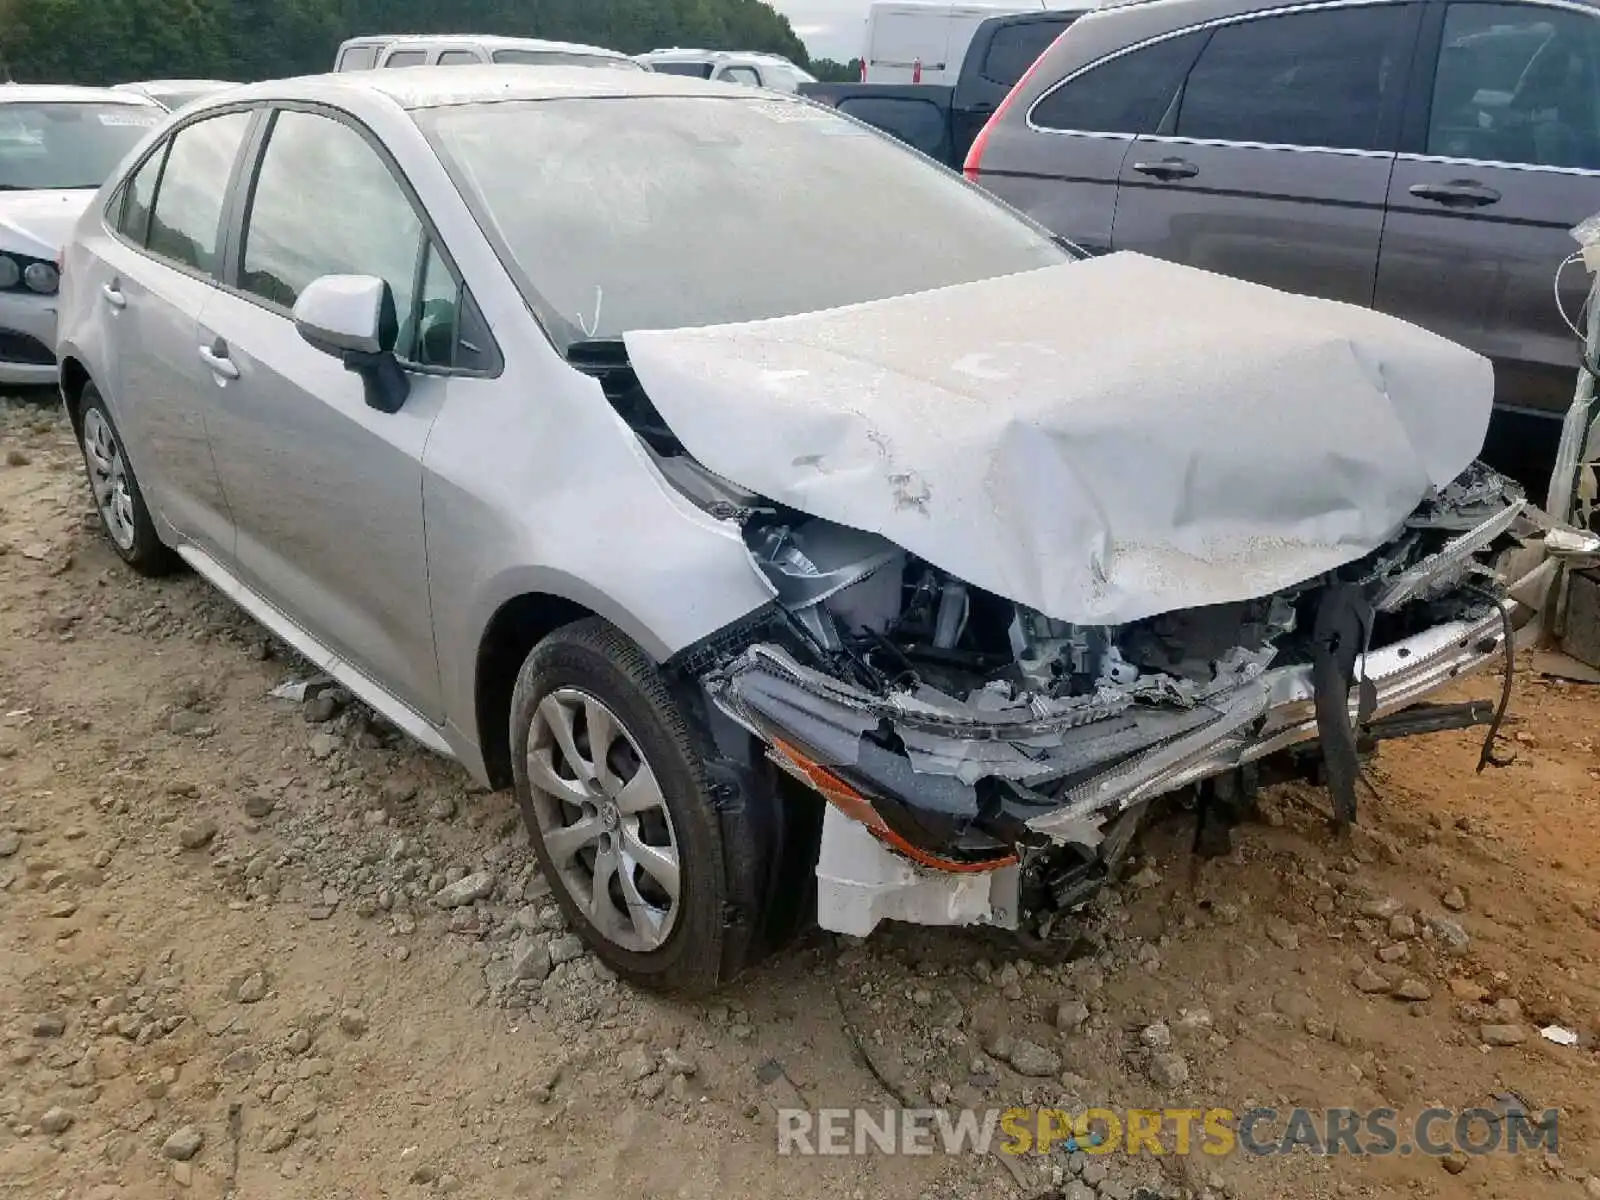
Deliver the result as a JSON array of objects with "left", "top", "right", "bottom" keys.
[
  {"left": 1132, "top": 157, "right": 1200, "bottom": 181},
  {"left": 101, "top": 282, "right": 126, "bottom": 310},
  {"left": 198, "top": 341, "right": 240, "bottom": 381},
  {"left": 1409, "top": 180, "right": 1502, "bottom": 208}
]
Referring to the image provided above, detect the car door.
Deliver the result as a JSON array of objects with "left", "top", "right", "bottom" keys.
[
  {"left": 1377, "top": 1, "right": 1600, "bottom": 427},
  {"left": 92, "top": 108, "right": 256, "bottom": 558},
  {"left": 1111, "top": 3, "right": 1421, "bottom": 306},
  {"left": 197, "top": 106, "right": 451, "bottom": 722},
  {"left": 988, "top": 30, "right": 1209, "bottom": 255}
]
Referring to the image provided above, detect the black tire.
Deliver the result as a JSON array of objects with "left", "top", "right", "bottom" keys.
[
  {"left": 510, "top": 618, "right": 740, "bottom": 994},
  {"left": 75, "top": 383, "right": 178, "bottom": 576}
]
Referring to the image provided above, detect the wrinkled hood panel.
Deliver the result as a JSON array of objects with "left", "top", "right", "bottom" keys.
[
  {"left": 625, "top": 253, "right": 1494, "bottom": 626},
  {"left": 0, "top": 190, "right": 96, "bottom": 258}
]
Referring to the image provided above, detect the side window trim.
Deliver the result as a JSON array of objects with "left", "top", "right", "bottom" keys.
[
  {"left": 1397, "top": 0, "right": 1600, "bottom": 171},
  {"left": 103, "top": 104, "right": 264, "bottom": 282},
  {"left": 1028, "top": 0, "right": 1419, "bottom": 152},
  {"left": 221, "top": 100, "right": 503, "bottom": 379}
]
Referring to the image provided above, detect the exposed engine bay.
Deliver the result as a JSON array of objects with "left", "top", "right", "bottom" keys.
[{"left": 575, "top": 333, "right": 1537, "bottom": 940}]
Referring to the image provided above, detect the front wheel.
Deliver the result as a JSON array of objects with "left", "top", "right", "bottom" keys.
[{"left": 510, "top": 618, "right": 736, "bottom": 993}]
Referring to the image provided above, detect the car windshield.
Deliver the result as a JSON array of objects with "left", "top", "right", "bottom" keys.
[
  {"left": 416, "top": 95, "right": 1066, "bottom": 344},
  {"left": 0, "top": 102, "right": 161, "bottom": 190}
]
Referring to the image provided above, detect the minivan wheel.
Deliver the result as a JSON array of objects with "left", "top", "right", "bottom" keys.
[
  {"left": 510, "top": 618, "right": 733, "bottom": 993},
  {"left": 75, "top": 384, "right": 177, "bottom": 575}
]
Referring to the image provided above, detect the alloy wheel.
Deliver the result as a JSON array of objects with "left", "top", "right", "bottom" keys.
[{"left": 525, "top": 688, "right": 682, "bottom": 952}]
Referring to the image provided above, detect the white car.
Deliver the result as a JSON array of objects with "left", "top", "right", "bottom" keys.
[
  {"left": 635, "top": 49, "right": 816, "bottom": 91},
  {"left": 114, "top": 80, "right": 239, "bottom": 112},
  {"left": 335, "top": 34, "right": 645, "bottom": 72},
  {"left": 1, "top": 84, "right": 162, "bottom": 386}
]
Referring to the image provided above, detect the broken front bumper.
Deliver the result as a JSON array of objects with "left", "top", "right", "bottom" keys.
[{"left": 708, "top": 550, "right": 1555, "bottom": 937}]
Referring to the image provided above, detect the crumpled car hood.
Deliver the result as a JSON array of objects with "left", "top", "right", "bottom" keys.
[
  {"left": 625, "top": 252, "right": 1493, "bottom": 626},
  {"left": 0, "top": 189, "right": 96, "bottom": 258}
]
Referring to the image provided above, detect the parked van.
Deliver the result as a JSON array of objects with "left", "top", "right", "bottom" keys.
[
  {"left": 334, "top": 35, "right": 645, "bottom": 72},
  {"left": 861, "top": 2, "right": 1037, "bottom": 84}
]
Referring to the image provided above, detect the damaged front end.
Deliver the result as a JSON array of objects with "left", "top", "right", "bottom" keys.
[{"left": 691, "top": 468, "right": 1538, "bottom": 940}]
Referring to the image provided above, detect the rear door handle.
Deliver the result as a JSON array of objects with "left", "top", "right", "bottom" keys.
[
  {"left": 101, "top": 282, "right": 126, "bottom": 310},
  {"left": 198, "top": 341, "right": 240, "bottom": 380},
  {"left": 1409, "top": 180, "right": 1502, "bottom": 208},
  {"left": 1132, "top": 157, "right": 1200, "bottom": 181}
]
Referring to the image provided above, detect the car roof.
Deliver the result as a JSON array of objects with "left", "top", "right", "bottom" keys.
[
  {"left": 205, "top": 64, "right": 785, "bottom": 112},
  {"left": 0, "top": 83, "right": 162, "bottom": 106},
  {"left": 347, "top": 33, "right": 631, "bottom": 57},
  {"left": 639, "top": 49, "right": 796, "bottom": 63}
]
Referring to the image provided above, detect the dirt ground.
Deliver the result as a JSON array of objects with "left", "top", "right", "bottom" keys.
[{"left": 3, "top": 394, "right": 1599, "bottom": 1200}]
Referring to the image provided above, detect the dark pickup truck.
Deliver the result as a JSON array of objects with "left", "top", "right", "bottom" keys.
[{"left": 799, "top": 9, "right": 1087, "bottom": 167}]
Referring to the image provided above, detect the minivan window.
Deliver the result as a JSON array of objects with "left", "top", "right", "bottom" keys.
[
  {"left": 719, "top": 66, "right": 762, "bottom": 86},
  {"left": 417, "top": 95, "right": 1065, "bottom": 344},
  {"left": 240, "top": 110, "right": 422, "bottom": 320},
  {"left": 982, "top": 18, "right": 1077, "bottom": 88},
  {"left": 1175, "top": 6, "right": 1413, "bottom": 151},
  {"left": 384, "top": 50, "right": 429, "bottom": 68},
  {"left": 649, "top": 61, "right": 714, "bottom": 78},
  {"left": 437, "top": 50, "right": 483, "bottom": 66},
  {"left": 0, "top": 102, "right": 160, "bottom": 191},
  {"left": 1031, "top": 32, "right": 1205, "bottom": 135},
  {"left": 146, "top": 111, "right": 252, "bottom": 274},
  {"left": 1429, "top": 4, "right": 1600, "bottom": 170},
  {"left": 340, "top": 45, "right": 380, "bottom": 71}
]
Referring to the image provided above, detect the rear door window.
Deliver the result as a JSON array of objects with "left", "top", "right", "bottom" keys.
[
  {"left": 718, "top": 66, "right": 762, "bottom": 86},
  {"left": 981, "top": 19, "right": 1076, "bottom": 88},
  {"left": 117, "top": 143, "right": 166, "bottom": 245},
  {"left": 1030, "top": 32, "right": 1206, "bottom": 134},
  {"left": 383, "top": 50, "right": 429, "bottom": 68},
  {"left": 146, "top": 110, "right": 252, "bottom": 274},
  {"left": 437, "top": 50, "right": 483, "bottom": 66},
  {"left": 1428, "top": 3, "right": 1600, "bottom": 170},
  {"left": 1175, "top": 6, "right": 1414, "bottom": 151},
  {"left": 339, "top": 45, "right": 379, "bottom": 71}
]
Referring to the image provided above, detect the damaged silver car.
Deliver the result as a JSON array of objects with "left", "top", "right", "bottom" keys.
[{"left": 59, "top": 68, "right": 1559, "bottom": 993}]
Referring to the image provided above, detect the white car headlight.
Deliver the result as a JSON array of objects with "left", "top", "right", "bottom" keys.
[
  {"left": 23, "top": 262, "right": 58, "bottom": 294},
  {"left": 0, "top": 255, "right": 18, "bottom": 289}
]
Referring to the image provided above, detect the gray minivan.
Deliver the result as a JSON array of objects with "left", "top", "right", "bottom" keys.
[{"left": 967, "top": 0, "right": 1600, "bottom": 483}]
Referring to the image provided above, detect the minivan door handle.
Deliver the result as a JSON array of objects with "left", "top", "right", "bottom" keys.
[
  {"left": 197, "top": 340, "right": 240, "bottom": 381},
  {"left": 1132, "top": 157, "right": 1200, "bottom": 182},
  {"left": 101, "top": 282, "right": 126, "bottom": 310},
  {"left": 1409, "top": 180, "right": 1502, "bottom": 208}
]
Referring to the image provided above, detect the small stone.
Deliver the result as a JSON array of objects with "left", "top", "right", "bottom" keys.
[
  {"left": 286, "top": 1029, "right": 312, "bottom": 1055},
  {"left": 167, "top": 710, "right": 203, "bottom": 735},
  {"left": 1426, "top": 914, "right": 1471, "bottom": 955},
  {"left": 1063, "top": 1184, "right": 1094, "bottom": 1200},
  {"left": 1493, "top": 998, "right": 1522, "bottom": 1022},
  {"left": 1480, "top": 1024, "right": 1527, "bottom": 1047},
  {"left": 1140, "top": 1022, "right": 1172, "bottom": 1049},
  {"left": 243, "top": 794, "right": 276, "bottom": 819},
  {"left": 48, "top": 897, "right": 78, "bottom": 918},
  {"left": 177, "top": 820, "right": 217, "bottom": 850},
  {"left": 1353, "top": 968, "right": 1390, "bottom": 994},
  {"left": 1265, "top": 918, "right": 1300, "bottom": 951},
  {"left": 31, "top": 1014, "right": 65, "bottom": 1038},
  {"left": 1360, "top": 896, "right": 1403, "bottom": 920},
  {"left": 303, "top": 694, "right": 339, "bottom": 723},
  {"left": 1441, "top": 1152, "right": 1469, "bottom": 1175},
  {"left": 1584, "top": 1177, "right": 1600, "bottom": 1200},
  {"left": 1392, "top": 978, "right": 1432, "bottom": 1002},
  {"left": 1376, "top": 944, "right": 1410, "bottom": 964},
  {"left": 39, "top": 1107, "right": 74, "bottom": 1134},
  {"left": 428, "top": 797, "right": 457, "bottom": 822},
  {"left": 510, "top": 937, "right": 551, "bottom": 983},
  {"left": 162, "top": 1125, "right": 204, "bottom": 1161},
  {"left": 1388, "top": 914, "right": 1417, "bottom": 939},
  {"left": 1449, "top": 978, "right": 1489, "bottom": 1002},
  {"left": 620, "top": 1047, "right": 657, "bottom": 1082},
  {"left": 1007, "top": 1039, "right": 1061, "bottom": 1078},
  {"left": 337, "top": 1009, "right": 368, "bottom": 1038},
  {"left": 432, "top": 871, "right": 494, "bottom": 909},
  {"left": 0, "top": 830, "right": 19, "bottom": 857},
  {"left": 5, "top": 447, "right": 31, "bottom": 466},
  {"left": 235, "top": 972, "right": 268, "bottom": 1004},
  {"left": 662, "top": 1048, "right": 698, "bottom": 1077},
  {"left": 261, "top": 1126, "right": 296, "bottom": 1153},
  {"left": 1055, "top": 1000, "right": 1090, "bottom": 1032},
  {"left": 308, "top": 733, "right": 339, "bottom": 761},
  {"left": 1441, "top": 886, "right": 1468, "bottom": 913},
  {"left": 1146, "top": 1052, "right": 1189, "bottom": 1088},
  {"left": 549, "top": 934, "right": 585, "bottom": 965}
]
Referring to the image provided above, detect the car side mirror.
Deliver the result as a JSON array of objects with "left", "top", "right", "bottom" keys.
[{"left": 292, "top": 274, "right": 410, "bottom": 414}]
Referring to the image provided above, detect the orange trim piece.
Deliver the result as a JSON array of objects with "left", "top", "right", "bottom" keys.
[{"left": 771, "top": 737, "right": 1019, "bottom": 875}]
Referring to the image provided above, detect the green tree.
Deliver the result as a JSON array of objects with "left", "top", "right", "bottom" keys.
[{"left": 810, "top": 57, "right": 862, "bottom": 83}]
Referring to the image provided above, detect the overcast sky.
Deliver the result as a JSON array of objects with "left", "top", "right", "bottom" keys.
[{"left": 771, "top": 0, "right": 873, "bottom": 62}]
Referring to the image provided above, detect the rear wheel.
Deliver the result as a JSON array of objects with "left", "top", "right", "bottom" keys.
[
  {"left": 75, "top": 384, "right": 177, "bottom": 575},
  {"left": 510, "top": 619, "right": 738, "bottom": 993}
]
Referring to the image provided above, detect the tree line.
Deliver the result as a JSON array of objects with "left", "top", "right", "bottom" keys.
[{"left": 0, "top": 0, "right": 810, "bottom": 85}]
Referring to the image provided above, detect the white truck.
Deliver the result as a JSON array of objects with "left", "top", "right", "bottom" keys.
[{"left": 861, "top": 1, "right": 1042, "bottom": 84}]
